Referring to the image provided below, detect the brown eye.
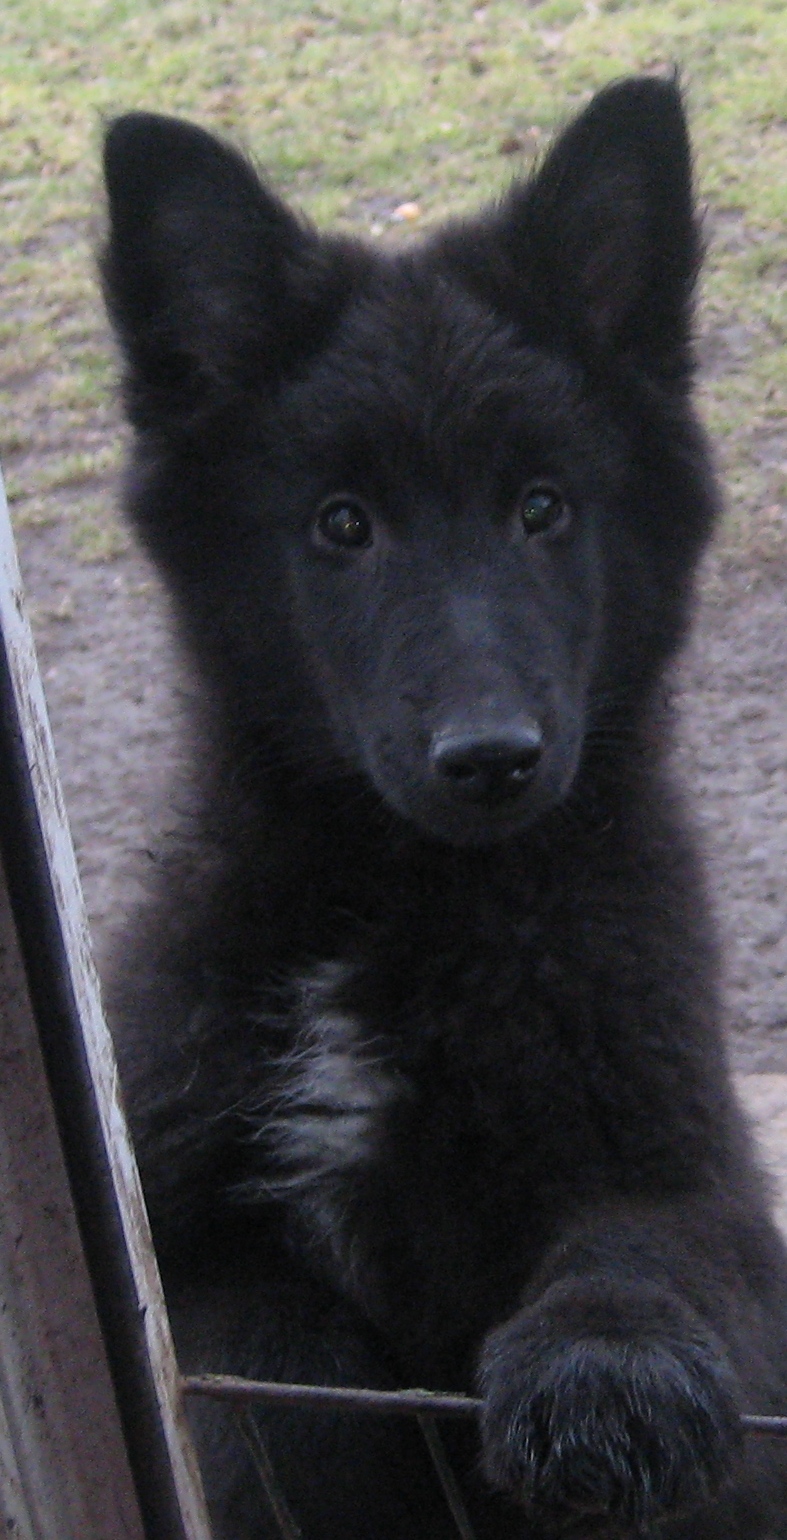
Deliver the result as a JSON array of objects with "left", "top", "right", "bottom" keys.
[
  {"left": 518, "top": 484, "right": 569, "bottom": 537},
  {"left": 315, "top": 497, "right": 373, "bottom": 550}
]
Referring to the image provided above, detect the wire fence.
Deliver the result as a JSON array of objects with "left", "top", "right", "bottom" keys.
[
  {"left": 181, "top": 1372, "right": 787, "bottom": 1540},
  {"left": 182, "top": 1376, "right": 484, "bottom": 1538}
]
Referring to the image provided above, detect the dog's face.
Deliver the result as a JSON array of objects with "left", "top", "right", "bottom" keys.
[
  {"left": 265, "top": 284, "right": 608, "bottom": 844},
  {"left": 102, "top": 79, "right": 716, "bottom": 846}
]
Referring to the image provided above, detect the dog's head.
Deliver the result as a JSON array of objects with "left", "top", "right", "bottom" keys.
[{"left": 102, "top": 78, "right": 716, "bottom": 846}]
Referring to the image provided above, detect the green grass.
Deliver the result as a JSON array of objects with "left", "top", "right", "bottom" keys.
[{"left": 1, "top": 0, "right": 785, "bottom": 562}]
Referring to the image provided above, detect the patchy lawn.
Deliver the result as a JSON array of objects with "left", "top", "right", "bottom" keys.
[{"left": 0, "top": 0, "right": 785, "bottom": 563}]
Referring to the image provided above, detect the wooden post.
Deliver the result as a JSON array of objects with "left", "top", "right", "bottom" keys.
[
  {"left": 0, "top": 861, "right": 144, "bottom": 1540},
  {"left": 0, "top": 464, "right": 212, "bottom": 1540}
]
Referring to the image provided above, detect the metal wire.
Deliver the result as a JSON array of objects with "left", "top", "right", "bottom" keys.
[
  {"left": 183, "top": 1375, "right": 481, "bottom": 1418},
  {"left": 188, "top": 1373, "right": 787, "bottom": 1540},
  {"left": 182, "top": 1374, "right": 787, "bottom": 1436},
  {"left": 740, "top": 1415, "right": 787, "bottom": 1437},
  {"left": 233, "top": 1408, "right": 303, "bottom": 1540},
  {"left": 417, "top": 1415, "right": 477, "bottom": 1540}
]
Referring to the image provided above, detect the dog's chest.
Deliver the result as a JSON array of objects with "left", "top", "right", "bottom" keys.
[
  {"left": 256, "top": 962, "right": 570, "bottom": 1331},
  {"left": 264, "top": 964, "right": 401, "bottom": 1197}
]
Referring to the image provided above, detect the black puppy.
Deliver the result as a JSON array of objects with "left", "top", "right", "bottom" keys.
[{"left": 103, "top": 78, "right": 787, "bottom": 1537}]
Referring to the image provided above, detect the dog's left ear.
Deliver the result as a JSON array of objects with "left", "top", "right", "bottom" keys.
[{"left": 446, "top": 77, "right": 700, "bottom": 374}]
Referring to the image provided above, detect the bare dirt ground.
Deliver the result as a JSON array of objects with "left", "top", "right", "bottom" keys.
[
  {"left": 12, "top": 468, "right": 787, "bottom": 1221},
  {"left": 670, "top": 555, "right": 787, "bottom": 1223},
  {"left": 674, "top": 560, "right": 787, "bottom": 1060}
]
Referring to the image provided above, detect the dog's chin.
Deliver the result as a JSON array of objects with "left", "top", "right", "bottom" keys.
[
  {"left": 368, "top": 756, "right": 580, "bottom": 849},
  {"left": 408, "top": 802, "right": 550, "bottom": 848}
]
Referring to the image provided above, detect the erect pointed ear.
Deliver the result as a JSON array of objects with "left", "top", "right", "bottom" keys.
[
  {"left": 101, "top": 113, "right": 360, "bottom": 427},
  {"left": 471, "top": 78, "right": 700, "bottom": 373}
]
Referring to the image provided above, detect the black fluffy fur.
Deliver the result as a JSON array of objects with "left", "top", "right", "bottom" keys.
[{"left": 103, "top": 79, "right": 787, "bottom": 1538}]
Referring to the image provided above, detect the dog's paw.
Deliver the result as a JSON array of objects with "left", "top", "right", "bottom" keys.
[{"left": 479, "top": 1277, "right": 743, "bottom": 1535}]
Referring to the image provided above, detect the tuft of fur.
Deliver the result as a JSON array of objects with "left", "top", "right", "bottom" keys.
[
  {"left": 104, "top": 79, "right": 787, "bottom": 1539},
  {"left": 250, "top": 963, "right": 401, "bottom": 1195}
]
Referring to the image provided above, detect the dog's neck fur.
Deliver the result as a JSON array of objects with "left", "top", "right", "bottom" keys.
[{"left": 196, "top": 699, "right": 677, "bottom": 1002}]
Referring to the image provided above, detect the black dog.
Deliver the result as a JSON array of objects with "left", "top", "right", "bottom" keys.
[{"left": 103, "top": 78, "right": 787, "bottom": 1537}]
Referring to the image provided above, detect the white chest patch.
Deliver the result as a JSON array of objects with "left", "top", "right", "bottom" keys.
[{"left": 259, "top": 963, "right": 401, "bottom": 1198}]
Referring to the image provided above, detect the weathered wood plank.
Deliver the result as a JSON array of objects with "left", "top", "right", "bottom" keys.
[
  {"left": 0, "top": 870, "right": 144, "bottom": 1540},
  {"left": 0, "top": 464, "right": 212, "bottom": 1539}
]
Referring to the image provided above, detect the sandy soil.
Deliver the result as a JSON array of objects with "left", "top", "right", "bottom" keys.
[
  {"left": 674, "top": 559, "right": 787, "bottom": 1059},
  {"left": 13, "top": 500, "right": 787, "bottom": 1218}
]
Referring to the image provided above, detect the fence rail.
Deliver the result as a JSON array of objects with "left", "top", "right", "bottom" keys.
[{"left": 181, "top": 1372, "right": 787, "bottom": 1437}]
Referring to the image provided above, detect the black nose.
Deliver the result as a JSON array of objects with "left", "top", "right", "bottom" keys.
[{"left": 429, "top": 723, "right": 543, "bottom": 805}]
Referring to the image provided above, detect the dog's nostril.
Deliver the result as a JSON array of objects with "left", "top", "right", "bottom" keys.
[{"left": 430, "top": 724, "right": 543, "bottom": 805}]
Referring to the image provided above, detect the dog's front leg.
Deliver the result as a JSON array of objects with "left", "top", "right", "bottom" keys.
[{"left": 477, "top": 1203, "right": 756, "bottom": 1536}]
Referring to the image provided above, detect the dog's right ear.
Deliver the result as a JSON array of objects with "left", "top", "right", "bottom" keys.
[{"left": 102, "top": 113, "right": 360, "bottom": 429}]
